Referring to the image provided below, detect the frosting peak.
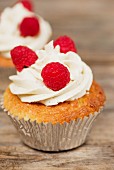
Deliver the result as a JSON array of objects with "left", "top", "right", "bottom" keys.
[{"left": 9, "top": 41, "right": 93, "bottom": 106}]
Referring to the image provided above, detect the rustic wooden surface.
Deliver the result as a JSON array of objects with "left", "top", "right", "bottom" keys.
[{"left": 0, "top": 0, "right": 114, "bottom": 169}]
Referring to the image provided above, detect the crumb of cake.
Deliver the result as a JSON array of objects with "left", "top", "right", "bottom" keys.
[
  {"left": 4, "top": 81, "right": 106, "bottom": 124},
  {"left": 0, "top": 56, "right": 14, "bottom": 67}
]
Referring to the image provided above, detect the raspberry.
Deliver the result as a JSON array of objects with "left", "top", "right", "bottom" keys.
[
  {"left": 54, "top": 36, "right": 77, "bottom": 54},
  {"left": 18, "top": 0, "right": 33, "bottom": 11},
  {"left": 11, "top": 46, "right": 38, "bottom": 72},
  {"left": 19, "top": 16, "right": 40, "bottom": 37},
  {"left": 41, "top": 62, "right": 70, "bottom": 91}
]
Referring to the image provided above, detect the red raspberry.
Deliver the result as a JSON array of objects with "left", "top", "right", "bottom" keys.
[
  {"left": 54, "top": 36, "right": 77, "bottom": 54},
  {"left": 18, "top": 0, "right": 33, "bottom": 11},
  {"left": 11, "top": 46, "right": 38, "bottom": 72},
  {"left": 19, "top": 16, "right": 40, "bottom": 37},
  {"left": 41, "top": 62, "right": 70, "bottom": 91}
]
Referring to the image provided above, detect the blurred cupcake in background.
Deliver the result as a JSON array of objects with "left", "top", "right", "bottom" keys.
[
  {"left": 0, "top": 0, "right": 52, "bottom": 89},
  {"left": 2, "top": 36, "right": 106, "bottom": 151}
]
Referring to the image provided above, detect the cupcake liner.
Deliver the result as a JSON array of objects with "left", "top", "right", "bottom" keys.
[
  {"left": 1, "top": 99, "right": 103, "bottom": 151},
  {"left": 0, "top": 67, "right": 16, "bottom": 91}
]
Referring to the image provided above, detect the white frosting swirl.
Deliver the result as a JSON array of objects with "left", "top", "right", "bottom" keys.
[
  {"left": 9, "top": 41, "right": 93, "bottom": 106},
  {"left": 0, "top": 3, "right": 52, "bottom": 58}
]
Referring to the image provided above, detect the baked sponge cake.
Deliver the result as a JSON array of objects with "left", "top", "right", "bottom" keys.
[
  {"left": 4, "top": 81, "right": 105, "bottom": 124},
  {"left": 2, "top": 36, "right": 106, "bottom": 151}
]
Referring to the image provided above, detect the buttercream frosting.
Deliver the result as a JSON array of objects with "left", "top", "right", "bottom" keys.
[
  {"left": 9, "top": 41, "right": 93, "bottom": 106},
  {"left": 0, "top": 3, "right": 52, "bottom": 58}
]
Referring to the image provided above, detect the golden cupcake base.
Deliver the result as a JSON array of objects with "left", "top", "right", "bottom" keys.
[
  {"left": 1, "top": 101, "right": 102, "bottom": 151},
  {"left": 2, "top": 81, "right": 105, "bottom": 151}
]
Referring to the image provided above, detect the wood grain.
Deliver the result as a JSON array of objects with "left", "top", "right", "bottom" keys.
[{"left": 0, "top": 0, "right": 114, "bottom": 169}]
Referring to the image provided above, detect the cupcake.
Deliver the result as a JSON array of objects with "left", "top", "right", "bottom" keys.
[
  {"left": 2, "top": 36, "right": 106, "bottom": 151},
  {"left": 0, "top": 0, "right": 52, "bottom": 88}
]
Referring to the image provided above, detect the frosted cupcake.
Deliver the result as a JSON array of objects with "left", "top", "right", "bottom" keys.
[
  {"left": 2, "top": 36, "right": 106, "bottom": 151},
  {"left": 0, "top": 0, "right": 52, "bottom": 88}
]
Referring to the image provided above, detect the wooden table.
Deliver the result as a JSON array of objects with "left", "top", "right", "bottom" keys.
[{"left": 0, "top": 0, "right": 114, "bottom": 169}]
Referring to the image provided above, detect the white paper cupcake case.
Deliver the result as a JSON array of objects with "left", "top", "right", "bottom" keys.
[{"left": 1, "top": 99, "right": 103, "bottom": 152}]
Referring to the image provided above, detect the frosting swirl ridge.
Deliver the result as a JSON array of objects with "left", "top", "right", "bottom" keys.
[{"left": 9, "top": 41, "right": 93, "bottom": 106}]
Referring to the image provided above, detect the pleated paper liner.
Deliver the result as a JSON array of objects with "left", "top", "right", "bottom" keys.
[{"left": 1, "top": 98, "right": 103, "bottom": 152}]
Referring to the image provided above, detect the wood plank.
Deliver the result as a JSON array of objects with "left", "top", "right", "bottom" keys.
[
  {"left": 34, "top": 0, "right": 114, "bottom": 63},
  {"left": 0, "top": 0, "right": 114, "bottom": 63},
  {"left": 0, "top": 110, "right": 114, "bottom": 169}
]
